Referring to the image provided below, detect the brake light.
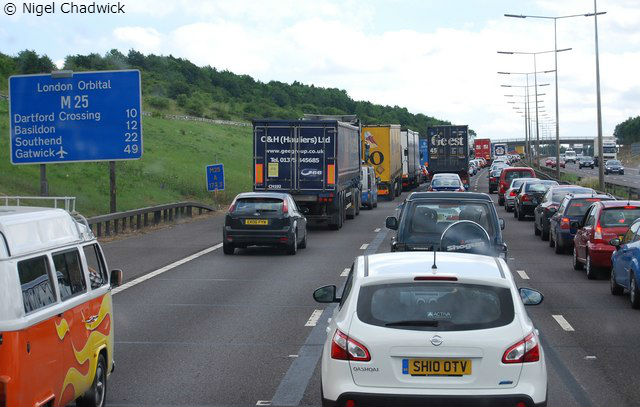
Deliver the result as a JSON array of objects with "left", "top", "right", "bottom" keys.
[
  {"left": 414, "top": 276, "right": 458, "bottom": 281},
  {"left": 502, "top": 332, "right": 540, "bottom": 364},
  {"left": 561, "top": 217, "right": 571, "bottom": 230},
  {"left": 509, "top": 190, "right": 517, "bottom": 197},
  {"left": 282, "top": 199, "right": 289, "bottom": 214},
  {"left": 625, "top": 206, "right": 638, "bottom": 210},
  {"left": 228, "top": 202, "right": 236, "bottom": 213},
  {"left": 521, "top": 194, "right": 530, "bottom": 202},
  {"left": 331, "top": 330, "right": 371, "bottom": 362},
  {"left": 594, "top": 224, "right": 603, "bottom": 240},
  {"left": 586, "top": 198, "right": 600, "bottom": 202}
]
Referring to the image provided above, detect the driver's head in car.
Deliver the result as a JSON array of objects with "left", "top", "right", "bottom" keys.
[
  {"left": 459, "top": 206, "right": 482, "bottom": 224},
  {"left": 411, "top": 206, "right": 438, "bottom": 233}
]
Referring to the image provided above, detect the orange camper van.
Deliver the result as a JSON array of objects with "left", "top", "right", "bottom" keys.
[{"left": 0, "top": 204, "right": 123, "bottom": 407}]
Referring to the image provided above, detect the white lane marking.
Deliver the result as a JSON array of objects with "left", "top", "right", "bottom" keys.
[
  {"left": 516, "top": 270, "right": 530, "bottom": 280},
  {"left": 552, "top": 315, "right": 575, "bottom": 332},
  {"left": 360, "top": 243, "right": 369, "bottom": 250},
  {"left": 374, "top": 228, "right": 381, "bottom": 232},
  {"left": 112, "top": 243, "right": 223, "bottom": 295},
  {"left": 340, "top": 268, "right": 350, "bottom": 277},
  {"left": 305, "top": 309, "right": 324, "bottom": 327},
  {"left": 288, "top": 355, "right": 299, "bottom": 358},
  {"left": 585, "top": 355, "right": 597, "bottom": 360},
  {"left": 256, "top": 401, "right": 272, "bottom": 406}
]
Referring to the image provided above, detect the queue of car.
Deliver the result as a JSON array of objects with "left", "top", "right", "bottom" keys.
[{"left": 493, "top": 161, "right": 640, "bottom": 310}]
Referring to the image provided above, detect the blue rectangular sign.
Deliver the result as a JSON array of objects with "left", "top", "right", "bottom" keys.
[
  {"left": 207, "top": 164, "right": 225, "bottom": 191},
  {"left": 9, "top": 70, "right": 142, "bottom": 164}
]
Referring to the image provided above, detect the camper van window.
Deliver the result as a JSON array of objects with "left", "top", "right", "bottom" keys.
[
  {"left": 53, "top": 249, "right": 87, "bottom": 300},
  {"left": 18, "top": 256, "right": 57, "bottom": 314},
  {"left": 83, "top": 244, "right": 108, "bottom": 289}
]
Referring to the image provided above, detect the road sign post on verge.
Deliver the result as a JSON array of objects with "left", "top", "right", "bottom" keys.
[
  {"left": 206, "top": 164, "right": 225, "bottom": 208},
  {"left": 9, "top": 70, "right": 142, "bottom": 211}
]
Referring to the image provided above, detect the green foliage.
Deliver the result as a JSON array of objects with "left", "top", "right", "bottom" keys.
[
  {"left": 0, "top": 49, "right": 448, "bottom": 129},
  {"left": 614, "top": 116, "right": 640, "bottom": 144}
]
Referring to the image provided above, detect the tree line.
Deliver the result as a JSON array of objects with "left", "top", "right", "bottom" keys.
[
  {"left": 0, "top": 49, "right": 449, "bottom": 131},
  {"left": 614, "top": 116, "right": 640, "bottom": 145}
]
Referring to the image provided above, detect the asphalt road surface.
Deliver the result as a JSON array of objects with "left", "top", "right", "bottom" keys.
[
  {"left": 539, "top": 158, "right": 640, "bottom": 189},
  {"left": 99, "top": 170, "right": 640, "bottom": 407}
]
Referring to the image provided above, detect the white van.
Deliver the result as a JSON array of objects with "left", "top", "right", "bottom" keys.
[
  {"left": 360, "top": 166, "right": 378, "bottom": 210},
  {"left": 0, "top": 205, "right": 122, "bottom": 407},
  {"left": 564, "top": 150, "right": 577, "bottom": 164}
]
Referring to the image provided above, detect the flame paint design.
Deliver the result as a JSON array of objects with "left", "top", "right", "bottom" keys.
[
  {"left": 59, "top": 295, "right": 113, "bottom": 400},
  {"left": 55, "top": 317, "right": 70, "bottom": 340}
]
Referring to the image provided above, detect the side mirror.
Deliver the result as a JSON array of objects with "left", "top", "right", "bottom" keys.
[
  {"left": 571, "top": 221, "right": 581, "bottom": 229},
  {"left": 302, "top": 207, "right": 310, "bottom": 215},
  {"left": 404, "top": 149, "right": 408, "bottom": 156},
  {"left": 464, "top": 184, "right": 470, "bottom": 190},
  {"left": 313, "top": 285, "right": 339, "bottom": 303},
  {"left": 519, "top": 287, "right": 543, "bottom": 306},
  {"left": 110, "top": 269, "right": 123, "bottom": 288},
  {"left": 499, "top": 218, "right": 505, "bottom": 230},
  {"left": 386, "top": 216, "right": 399, "bottom": 230},
  {"left": 610, "top": 238, "right": 621, "bottom": 248}
]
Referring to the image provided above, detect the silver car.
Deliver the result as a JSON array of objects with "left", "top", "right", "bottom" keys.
[{"left": 504, "top": 178, "right": 539, "bottom": 212}]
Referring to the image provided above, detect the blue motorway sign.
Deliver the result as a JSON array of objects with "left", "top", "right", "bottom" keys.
[
  {"left": 9, "top": 70, "right": 142, "bottom": 164},
  {"left": 206, "top": 164, "right": 225, "bottom": 192}
]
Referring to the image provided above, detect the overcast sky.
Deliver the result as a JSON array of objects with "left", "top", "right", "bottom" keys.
[{"left": 1, "top": 0, "right": 638, "bottom": 141}]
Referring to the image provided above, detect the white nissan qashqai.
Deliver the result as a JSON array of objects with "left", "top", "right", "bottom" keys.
[{"left": 314, "top": 252, "right": 547, "bottom": 407}]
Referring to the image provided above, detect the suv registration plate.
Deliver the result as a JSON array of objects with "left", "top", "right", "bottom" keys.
[
  {"left": 245, "top": 219, "right": 268, "bottom": 225},
  {"left": 402, "top": 358, "right": 472, "bottom": 376}
]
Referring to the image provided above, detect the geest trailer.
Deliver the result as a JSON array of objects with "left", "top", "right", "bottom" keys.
[
  {"left": 253, "top": 119, "right": 361, "bottom": 230},
  {"left": 401, "top": 128, "right": 421, "bottom": 190}
]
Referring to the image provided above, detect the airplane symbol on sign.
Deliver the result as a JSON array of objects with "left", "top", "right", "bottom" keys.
[{"left": 56, "top": 146, "right": 68, "bottom": 159}]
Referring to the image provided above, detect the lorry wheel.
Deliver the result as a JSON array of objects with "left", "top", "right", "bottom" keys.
[
  {"left": 77, "top": 354, "right": 107, "bottom": 407},
  {"left": 346, "top": 193, "right": 355, "bottom": 220},
  {"left": 355, "top": 193, "right": 360, "bottom": 216},
  {"left": 388, "top": 184, "right": 395, "bottom": 201}
]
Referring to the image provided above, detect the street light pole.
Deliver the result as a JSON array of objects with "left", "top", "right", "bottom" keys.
[
  {"left": 533, "top": 54, "right": 541, "bottom": 168},
  {"left": 554, "top": 19, "right": 561, "bottom": 179},
  {"left": 594, "top": 0, "right": 605, "bottom": 191}
]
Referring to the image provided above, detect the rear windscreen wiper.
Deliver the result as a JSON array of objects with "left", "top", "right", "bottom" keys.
[{"left": 385, "top": 320, "right": 439, "bottom": 327}]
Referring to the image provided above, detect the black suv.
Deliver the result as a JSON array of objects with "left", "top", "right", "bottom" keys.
[
  {"left": 385, "top": 192, "right": 507, "bottom": 258},
  {"left": 578, "top": 156, "right": 595, "bottom": 169}
]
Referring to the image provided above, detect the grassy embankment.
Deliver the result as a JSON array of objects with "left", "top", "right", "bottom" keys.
[{"left": 0, "top": 98, "right": 253, "bottom": 216}]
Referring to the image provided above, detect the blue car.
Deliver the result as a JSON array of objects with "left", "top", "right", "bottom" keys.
[
  {"left": 549, "top": 193, "right": 614, "bottom": 254},
  {"left": 610, "top": 219, "right": 640, "bottom": 308}
]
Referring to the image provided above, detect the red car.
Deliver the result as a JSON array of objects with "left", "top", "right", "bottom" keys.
[
  {"left": 498, "top": 167, "right": 536, "bottom": 206},
  {"left": 545, "top": 157, "right": 554, "bottom": 167},
  {"left": 573, "top": 201, "right": 640, "bottom": 278}
]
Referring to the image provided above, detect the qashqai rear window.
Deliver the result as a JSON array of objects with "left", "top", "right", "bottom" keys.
[
  {"left": 233, "top": 198, "right": 283, "bottom": 214},
  {"left": 505, "top": 170, "right": 533, "bottom": 182},
  {"left": 357, "top": 283, "right": 514, "bottom": 331}
]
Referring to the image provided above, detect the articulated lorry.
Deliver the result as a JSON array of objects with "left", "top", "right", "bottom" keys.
[
  {"left": 253, "top": 116, "right": 361, "bottom": 230},
  {"left": 427, "top": 125, "right": 470, "bottom": 188},
  {"left": 474, "top": 138, "right": 492, "bottom": 164},
  {"left": 401, "top": 128, "right": 421, "bottom": 190},
  {"left": 594, "top": 136, "right": 617, "bottom": 166},
  {"left": 362, "top": 124, "right": 403, "bottom": 200}
]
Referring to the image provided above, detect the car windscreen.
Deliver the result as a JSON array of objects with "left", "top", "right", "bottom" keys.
[
  {"left": 233, "top": 198, "right": 283, "bottom": 214},
  {"left": 582, "top": 156, "right": 593, "bottom": 160},
  {"left": 490, "top": 170, "right": 502, "bottom": 177},
  {"left": 607, "top": 160, "right": 621, "bottom": 165},
  {"left": 357, "top": 283, "right": 515, "bottom": 331},
  {"left": 567, "top": 198, "right": 608, "bottom": 217},
  {"left": 504, "top": 170, "right": 533, "bottom": 183},
  {"left": 600, "top": 207, "right": 640, "bottom": 228},
  {"left": 431, "top": 178, "right": 460, "bottom": 188},
  {"left": 525, "top": 182, "right": 557, "bottom": 193},
  {"left": 551, "top": 188, "right": 593, "bottom": 203},
  {"left": 399, "top": 201, "right": 495, "bottom": 248}
]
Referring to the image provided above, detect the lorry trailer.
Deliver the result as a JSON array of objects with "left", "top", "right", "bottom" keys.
[
  {"left": 401, "top": 128, "right": 421, "bottom": 190},
  {"left": 362, "top": 124, "right": 403, "bottom": 200}
]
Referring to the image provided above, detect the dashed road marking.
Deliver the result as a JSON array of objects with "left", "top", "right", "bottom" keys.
[
  {"left": 516, "top": 270, "right": 530, "bottom": 280},
  {"left": 374, "top": 228, "right": 381, "bottom": 232},
  {"left": 360, "top": 243, "right": 369, "bottom": 250},
  {"left": 552, "top": 314, "right": 575, "bottom": 332},
  {"left": 112, "top": 243, "right": 223, "bottom": 295},
  {"left": 305, "top": 309, "right": 324, "bottom": 327},
  {"left": 340, "top": 268, "right": 350, "bottom": 277},
  {"left": 585, "top": 355, "right": 597, "bottom": 360},
  {"left": 256, "top": 401, "right": 271, "bottom": 406}
]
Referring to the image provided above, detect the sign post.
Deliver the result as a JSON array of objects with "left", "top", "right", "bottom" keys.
[
  {"left": 9, "top": 70, "right": 142, "bottom": 212},
  {"left": 206, "top": 164, "right": 225, "bottom": 207}
]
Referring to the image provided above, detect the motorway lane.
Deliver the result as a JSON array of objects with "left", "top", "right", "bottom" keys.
[
  {"left": 539, "top": 159, "right": 640, "bottom": 189},
  {"left": 477, "top": 167, "right": 640, "bottom": 407},
  {"left": 105, "top": 191, "right": 404, "bottom": 406},
  {"left": 101, "top": 169, "right": 640, "bottom": 407}
]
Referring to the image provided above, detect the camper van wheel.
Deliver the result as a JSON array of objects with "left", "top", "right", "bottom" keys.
[{"left": 77, "top": 354, "right": 107, "bottom": 407}]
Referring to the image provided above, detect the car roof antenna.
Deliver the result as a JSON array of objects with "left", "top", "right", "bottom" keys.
[{"left": 432, "top": 245, "right": 438, "bottom": 272}]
